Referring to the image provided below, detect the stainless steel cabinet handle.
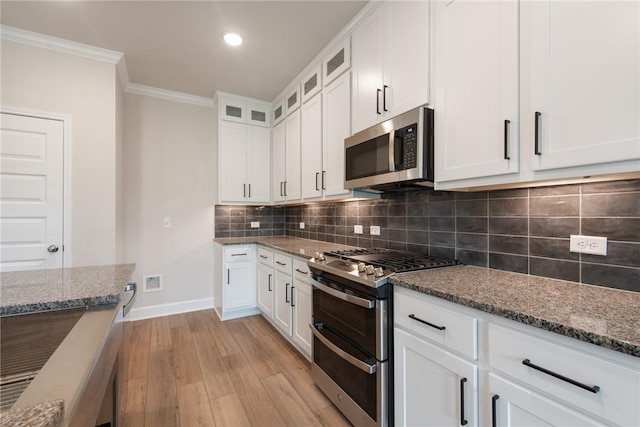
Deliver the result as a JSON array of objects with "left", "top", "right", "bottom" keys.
[
  {"left": 312, "top": 279, "right": 374, "bottom": 308},
  {"left": 310, "top": 324, "right": 377, "bottom": 374},
  {"left": 47, "top": 245, "right": 59, "bottom": 253}
]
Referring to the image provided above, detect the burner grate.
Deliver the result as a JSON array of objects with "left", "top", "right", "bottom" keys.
[{"left": 324, "top": 248, "right": 457, "bottom": 273}]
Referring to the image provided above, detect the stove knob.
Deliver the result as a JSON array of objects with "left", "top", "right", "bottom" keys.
[
  {"left": 358, "top": 262, "right": 366, "bottom": 273},
  {"left": 315, "top": 252, "right": 326, "bottom": 262},
  {"left": 374, "top": 267, "right": 385, "bottom": 277},
  {"left": 365, "top": 265, "right": 375, "bottom": 275}
]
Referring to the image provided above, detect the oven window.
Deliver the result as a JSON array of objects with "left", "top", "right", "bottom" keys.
[
  {"left": 314, "top": 334, "right": 378, "bottom": 421},
  {"left": 346, "top": 133, "right": 391, "bottom": 180},
  {"left": 313, "top": 287, "right": 378, "bottom": 357}
]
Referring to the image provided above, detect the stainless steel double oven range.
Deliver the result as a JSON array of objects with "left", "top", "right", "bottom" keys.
[{"left": 307, "top": 248, "right": 456, "bottom": 426}]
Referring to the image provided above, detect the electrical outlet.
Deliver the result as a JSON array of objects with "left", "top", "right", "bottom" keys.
[
  {"left": 370, "top": 225, "right": 381, "bottom": 236},
  {"left": 299, "top": 222, "right": 305, "bottom": 229},
  {"left": 354, "top": 225, "right": 363, "bottom": 234},
  {"left": 163, "top": 217, "right": 171, "bottom": 228},
  {"left": 570, "top": 235, "right": 607, "bottom": 255},
  {"left": 251, "top": 221, "right": 260, "bottom": 228}
]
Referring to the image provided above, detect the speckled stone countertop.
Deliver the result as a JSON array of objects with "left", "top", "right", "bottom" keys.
[
  {"left": 214, "top": 236, "right": 355, "bottom": 258},
  {"left": 0, "top": 264, "right": 136, "bottom": 316},
  {"left": 391, "top": 265, "right": 640, "bottom": 357},
  {"left": 0, "top": 399, "right": 63, "bottom": 427}
]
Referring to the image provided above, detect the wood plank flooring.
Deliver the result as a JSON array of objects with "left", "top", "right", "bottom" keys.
[{"left": 121, "top": 310, "right": 351, "bottom": 427}]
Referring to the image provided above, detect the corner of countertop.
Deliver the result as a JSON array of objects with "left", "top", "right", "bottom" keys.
[{"left": 0, "top": 399, "right": 64, "bottom": 427}]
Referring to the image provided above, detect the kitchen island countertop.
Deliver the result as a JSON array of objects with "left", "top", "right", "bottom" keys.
[
  {"left": 392, "top": 265, "right": 640, "bottom": 357},
  {"left": 0, "top": 264, "right": 136, "bottom": 316}
]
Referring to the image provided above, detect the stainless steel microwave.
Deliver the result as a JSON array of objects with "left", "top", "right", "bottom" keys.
[{"left": 344, "top": 107, "right": 434, "bottom": 192}]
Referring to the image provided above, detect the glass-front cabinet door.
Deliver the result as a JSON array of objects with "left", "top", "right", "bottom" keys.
[
  {"left": 302, "top": 64, "right": 322, "bottom": 103},
  {"left": 323, "top": 37, "right": 351, "bottom": 86}
]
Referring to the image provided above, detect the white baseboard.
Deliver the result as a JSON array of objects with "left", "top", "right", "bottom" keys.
[
  {"left": 128, "top": 297, "right": 214, "bottom": 321},
  {"left": 214, "top": 306, "right": 261, "bottom": 321}
]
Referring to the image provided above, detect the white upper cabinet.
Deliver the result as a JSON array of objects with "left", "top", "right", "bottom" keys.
[
  {"left": 323, "top": 37, "right": 351, "bottom": 87},
  {"left": 286, "top": 84, "right": 301, "bottom": 115},
  {"left": 435, "top": 0, "right": 640, "bottom": 190},
  {"left": 273, "top": 98, "right": 285, "bottom": 126},
  {"left": 434, "top": 0, "right": 519, "bottom": 183},
  {"left": 322, "top": 71, "right": 352, "bottom": 198},
  {"left": 272, "top": 120, "right": 286, "bottom": 203},
  {"left": 247, "top": 101, "right": 271, "bottom": 127},
  {"left": 218, "top": 93, "right": 271, "bottom": 127},
  {"left": 351, "top": 0, "right": 430, "bottom": 134},
  {"left": 285, "top": 109, "right": 302, "bottom": 202},
  {"left": 301, "top": 64, "right": 322, "bottom": 104},
  {"left": 301, "top": 93, "right": 324, "bottom": 200},
  {"left": 527, "top": 0, "right": 640, "bottom": 172}
]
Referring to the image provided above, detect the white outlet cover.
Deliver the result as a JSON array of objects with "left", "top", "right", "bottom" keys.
[
  {"left": 163, "top": 217, "right": 171, "bottom": 228},
  {"left": 570, "top": 235, "right": 607, "bottom": 256},
  {"left": 300, "top": 222, "right": 305, "bottom": 229},
  {"left": 354, "top": 225, "right": 363, "bottom": 234},
  {"left": 370, "top": 225, "right": 381, "bottom": 236},
  {"left": 251, "top": 221, "right": 260, "bottom": 228}
]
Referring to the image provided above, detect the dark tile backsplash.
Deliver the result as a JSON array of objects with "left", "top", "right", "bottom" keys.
[{"left": 215, "top": 178, "right": 640, "bottom": 293}]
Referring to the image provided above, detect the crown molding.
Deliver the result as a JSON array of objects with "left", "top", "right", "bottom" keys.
[
  {"left": 0, "top": 24, "right": 123, "bottom": 64},
  {"left": 126, "top": 84, "right": 215, "bottom": 108}
]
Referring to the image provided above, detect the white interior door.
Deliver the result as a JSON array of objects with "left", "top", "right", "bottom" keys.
[{"left": 0, "top": 113, "right": 64, "bottom": 271}]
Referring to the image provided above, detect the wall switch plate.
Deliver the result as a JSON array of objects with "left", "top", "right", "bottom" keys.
[
  {"left": 300, "top": 222, "right": 305, "bottom": 229},
  {"left": 354, "top": 225, "right": 363, "bottom": 234},
  {"left": 370, "top": 225, "right": 381, "bottom": 236},
  {"left": 251, "top": 221, "right": 260, "bottom": 228},
  {"left": 570, "top": 235, "right": 607, "bottom": 255},
  {"left": 163, "top": 217, "right": 171, "bottom": 228}
]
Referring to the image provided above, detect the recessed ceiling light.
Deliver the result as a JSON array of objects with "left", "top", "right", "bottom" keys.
[{"left": 223, "top": 31, "right": 244, "bottom": 47}]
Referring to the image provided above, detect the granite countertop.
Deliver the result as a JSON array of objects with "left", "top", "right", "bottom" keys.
[
  {"left": 0, "top": 264, "right": 136, "bottom": 316},
  {"left": 391, "top": 265, "right": 640, "bottom": 357},
  {"left": 0, "top": 400, "right": 63, "bottom": 427},
  {"left": 214, "top": 236, "right": 355, "bottom": 259}
]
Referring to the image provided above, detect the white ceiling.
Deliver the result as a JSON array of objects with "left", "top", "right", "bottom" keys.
[{"left": 0, "top": 1, "right": 367, "bottom": 101}]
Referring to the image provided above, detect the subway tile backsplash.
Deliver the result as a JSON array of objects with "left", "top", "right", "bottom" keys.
[{"left": 215, "top": 178, "right": 640, "bottom": 292}]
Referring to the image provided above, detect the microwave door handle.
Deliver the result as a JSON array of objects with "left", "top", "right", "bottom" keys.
[
  {"left": 388, "top": 130, "right": 396, "bottom": 172},
  {"left": 393, "top": 130, "right": 403, "bottom": 171}
]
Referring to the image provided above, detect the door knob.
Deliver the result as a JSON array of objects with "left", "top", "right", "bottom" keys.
[{"left": 47, "top": 245, "right": 59, "bottom": 253}]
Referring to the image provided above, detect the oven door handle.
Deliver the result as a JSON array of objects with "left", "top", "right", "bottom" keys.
[
  {"left": 310, "top": 324, "right": 377, "bottom": 374},
  {"left": 312, "top": 279, "right": 375, "bottom": 309}
]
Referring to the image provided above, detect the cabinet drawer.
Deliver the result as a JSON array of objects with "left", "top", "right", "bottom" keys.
[
  {"left": 224, "top": 246, "right": 254, "bottom": 262},
  {"left": 258, "top": 247, "right": 273, "bottom": 266},
  {"left": 394, "top": 287, "right": 477, "bottom": 360},
  {"left": 274, "top": 253, "right": 293, "bottom": 275},
  {"left": 292, "top": 258, "right": 310, "bottom": 281},
  {"left": 488, "top": 323, "right": 640, "bottom": 426}
]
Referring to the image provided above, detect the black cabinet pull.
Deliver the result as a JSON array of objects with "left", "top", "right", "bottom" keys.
[
  {"left": 534, "top": 112, "right": 542, "bottom": 155},
  {"left": 276, "top": 261, "right": 286, "bottom": 266},
  {"left": 504, "top": 119, "right": 510, "bottom": 160},
  {"left": 460, "top": 377, "right": 468, "bottom": 426},
  {"left": 227, "top": 269, "right": 230, "bottom": 285},
  {"left": 291, "top": 286, "right": 295, "bottom": 307},
  {"left": 316, "top": 172, "right": 320, "bottom": 191},
  {"left": 268, "top": 274, "right": 272, "bottom": 292},
  {"left": 248, "top": 183, "right": 251, "bottom": 198},
  {"left": 284, "top": 181, "right": 287, "bottom": 197},
  {"left": 522, "top": 359, "right": 600, "bottom": 393},
  {"left": 376, "top": 88, "right": 382, "bottom": 114},
  {"left": 295, "top": 268, "right": 308, "bottom": 275},
  {"left": 408, "top": 314, "right": 446, "bottom": 331},
  {"left": 383, "top": 85, "right": 389, "bottom": 112},
  {"left": 285, "top": 283, "right": 290, "bottom": 303},
  {"left": 491, "top": 395, "right": 499, "bottom": 427},
  {"left": 280, "top": 181, "right": 283, "bottom": 197},
  {"left": 322, "top": 171, "right": 326, "bottom": 190},
  {"left": 243, "top": 183, "right": 246, "bottom": 198},
  {"left": 231, "top": 253, "right": 247, "bottom": 257},
  {"left": 260, "top": 254, "right": 268, "bottom": 259}
]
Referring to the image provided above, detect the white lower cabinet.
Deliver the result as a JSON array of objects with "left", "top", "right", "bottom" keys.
[
  {"left": 213, "top": 243, "right": 259, "bottom": 321},
  {"left": 395, "top": 328, "right": 478, "bottom": 427},
  {"left": 263, "top": 250, "right": 312, "bottom": 360},
  {"left": 394, "top": 287, "right": 640, "bottom": 427},
  {"left": 257, "top": 248, "right": 274, "bottom": 320},
  {"left": 488, "top": 374, "right": 600, "bottom": 427}
]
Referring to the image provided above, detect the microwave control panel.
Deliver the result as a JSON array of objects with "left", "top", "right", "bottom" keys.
[{"left": 397, "top": 124, "right": 417, "bottom": 170}]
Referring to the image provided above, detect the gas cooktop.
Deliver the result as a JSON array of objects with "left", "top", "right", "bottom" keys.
[{"left": 307, "top": 247, "right": 458, "bottom": 288}]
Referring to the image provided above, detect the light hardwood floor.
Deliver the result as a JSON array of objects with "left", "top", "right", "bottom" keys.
[{"left": 120, "top": 309, "right": 351, "bottom": 427}]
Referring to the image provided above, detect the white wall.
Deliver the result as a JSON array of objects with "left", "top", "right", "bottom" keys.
[
  {"left": 1, "top": 40, "right": 118, "bottom": 266},
  {"left": 122, "top": 93, "right": 216, "bottom": 315}
]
